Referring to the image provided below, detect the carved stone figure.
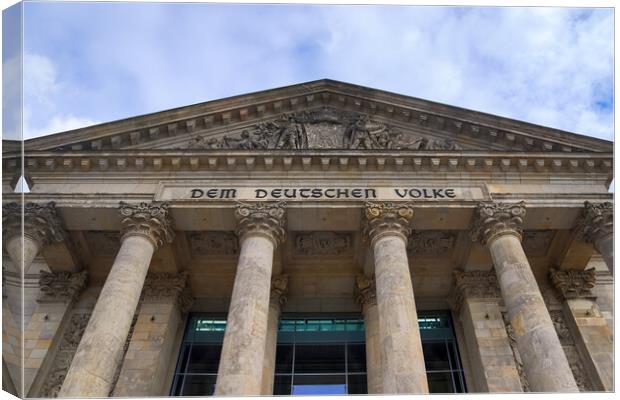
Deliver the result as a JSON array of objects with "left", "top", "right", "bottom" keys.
[
  {"left": 345, "top": 115, "right": 375, "bottom": 149},
  {"left": 275, "top": 117, "right": 308, "bottom": 149},
  {"left": 224, "top": 130, "right": 269, "bottom": 150}
]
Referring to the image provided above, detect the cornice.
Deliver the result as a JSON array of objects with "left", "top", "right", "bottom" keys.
[
  {"left": 7, "top": 150, "right": 612, "bottom": 176},
  {"left": 19, "top": 80, "right": 612, "bottom": 153}
]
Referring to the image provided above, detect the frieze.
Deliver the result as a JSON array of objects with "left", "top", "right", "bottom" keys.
[
  {"left": 184, "top": 107, "right": 463, "bottom": 151},
  {"left": 294, "top": 232, "right": 352, "bottom": 256},
  {"left": 156, "top": 184, "right": 489, "bottom": 202},
  {"left": 407, "top": 231, "right": 456, "bottom": 257},
  {"left": 188, "top": 231, "right": 239, "bottom": 256}
]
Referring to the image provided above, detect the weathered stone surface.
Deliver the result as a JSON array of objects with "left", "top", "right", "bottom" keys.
[
  {"left": 580, "top": 201, "right": 613, "bottom": 273},
  {"left": 356, "top": 275, "right": 383, "bottom": 394},
  {"left": 362, "top": 202, "right": 428, "bottom": 394},
  {"left": 261, "top": 275, "right": 288, "bottom": 395}
]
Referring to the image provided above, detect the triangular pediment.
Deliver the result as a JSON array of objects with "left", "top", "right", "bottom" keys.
[{"left": 19, "top": 79, "right": 612, "bottom": 153}]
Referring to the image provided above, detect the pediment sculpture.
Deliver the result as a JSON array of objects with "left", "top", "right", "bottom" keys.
[{"left": 185, "top": 108, "right": 462, "bottom": 151}]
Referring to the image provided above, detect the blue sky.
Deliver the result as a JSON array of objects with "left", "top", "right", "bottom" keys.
[{"left": 2, "top": 2, "right": 614, "bottom": 141}]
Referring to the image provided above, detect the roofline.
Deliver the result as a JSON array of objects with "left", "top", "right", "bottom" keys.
[{"left": 22, "top": 78, "right": 613, "bottom": 151}]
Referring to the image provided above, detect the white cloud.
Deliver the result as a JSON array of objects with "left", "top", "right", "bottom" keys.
[{"left": 23, "top": 52, "right": 99, "bottom": 139}]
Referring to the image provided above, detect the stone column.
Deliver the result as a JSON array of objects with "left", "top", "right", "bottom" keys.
[
  {"left": 2, "top": 202, "right": 66, "bottom": 273},
  {"left": 261, "top": 274, "right": 288, "bottom": 395},
  {"left": 450, "top": 270, "right": 523, "bottom": 392},
  {"left": 581, "top": 202, "right": 613, "bottom": 274},
  {"left": 215, "top": 202, "right": 286, "bottom": 396},
  {"left": 470, "top": 202, "right": 578, "bottom": 392},
  {"left": 58, "top": 202, "right": 174, "bottom": 398},
  {"left": 114, "top": 272, "right": 194, "bottom": 396},
  {"left": 363, "top": 202, "right": 428, "bottom": 394},
  {"left": 355, "top": 274, "right": 383, "bottom": 394},
  {"left": 550, "top": 268, "right": 613, "bottom": 391}
]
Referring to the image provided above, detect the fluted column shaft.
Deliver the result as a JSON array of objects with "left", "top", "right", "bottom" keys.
[
  {"left": 2, "top": 202, "right": 65, "bottom": 273},
  {"left": 356, "top": 275, "right": 383, "bottom": 394},
  {"left": 215, "top": 202, "right": 286, "bottom": 396},
  {"left": 58, "top": 202, "right": 173, "bottom": 398},
  {"left": 261, "top": 275, "right": 288, "bottom": 395},
  {"left": 582, "top": 202, "right": 613, "bottom": 274},
  {"left": 363, "top": 202, "right": 428, "bottom": 394},
  {"left": 471, "top": 202, "right": 578, "bottom": 392}
]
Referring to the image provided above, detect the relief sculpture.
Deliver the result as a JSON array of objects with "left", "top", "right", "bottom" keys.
[{"left": 184, "top": 107, "right": 463, "bottom": 151}]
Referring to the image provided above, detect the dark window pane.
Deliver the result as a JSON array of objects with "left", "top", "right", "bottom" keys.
[
  {"left": 453, "top": 371, "right": 466, "bottom": 393},
  {"left": 347, "top": 374, "right": 368, "bottom": 394},
  {"left": 294, "top": 344, "right": 345, "bottom": 373},
  {"left": 171, "top": 374, "right": 184, "bottom": 396},
  {"left": 422, "top": 341, "right": 450, "bottom": 371},
  {"left": 176, "top": 345, "right": 191, "bottom": 373},
  {"left": 346, "top": 344, "right": 366, "bottom": 373},
  {"left": 186, "top": 344, "right": 222, "bottom": 373},
  {"left": 275, "top": 344, "right": 294, "bottom": 373},
  {"left": 427, "top": 372, "right": 454, "bottom": 393},
  {"left": 180, "top": 374, "right": 217, "bottom": 396},
  {"left": 273, "top": 375, "right": 292, "bottom": 395},
  {"left": 292, "top": 375, "right": 346, "bottom": 395}
]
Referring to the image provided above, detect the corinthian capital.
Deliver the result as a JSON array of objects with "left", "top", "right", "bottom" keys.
[
  {"left": 270, "top": 274, "right": 289, "bottom": 311},
  {"left": 234, "top": 201, "right": 287, "bottom": 246},
  {"left": 363, "top": 202, "right": 414, "bottom": 246},
  {"left": 355, "top": 274, "right": 377, "bottom": 307},
  {"left": 38, "top": 270, "right": 88, "bottom": 303},
  {"left": 142, "top": 272, "right": 194, "bottom": 313},
  {"left": 470, "top": 201, "right": 526, "bottom": 245},
  {"left": 450, "top": 269, "right": 501, "bottom": 314},
  {"left": 119, "top": 202, "right": 174, "bottom": 248},
  {"left": 2, "top": 202, "right": 66, "bottom": 247},
  {"left": 581, "top": 201, "right": 613, "bottom": 244},
  {"left": 549, "top": 268, "right": 596, "bottom": 300}
]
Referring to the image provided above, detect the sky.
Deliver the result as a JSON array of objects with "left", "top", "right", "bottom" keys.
[{"left": 2, "top": 2, "right": 615, "bottom": 141}]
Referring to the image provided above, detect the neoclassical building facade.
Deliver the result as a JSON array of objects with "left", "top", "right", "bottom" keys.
[{"left": 2, "top": 80, "right": 613, "bottom": 397}]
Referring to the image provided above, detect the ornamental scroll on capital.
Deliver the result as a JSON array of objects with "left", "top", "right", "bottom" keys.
[
  {"left": 2, "top": 202, "right": 66, "bottom": 247},
  {"left": 270, "top": 274, "right": 289, "bottom": 311},
  {"left": 549, "top": 267, "right": 596, "bottom": 300},
  {"left": 469, "top": 201, "right": 526, "bottom": 245},
  {"left": 234, "top": 201, "right": 287, "bottom": 246},
  {"left": 355, "top": 274, "right": 377, "bottom": 307},
  {"left": 449, "top": 269, "right": 501, "bottom": 314},
  {"left": 580, "top": 201, "right": 613, "bottom": 245},
  {"left": 38, "top": 270, "right": 88, "bottom": 303},
  {"left": 119, "top": 202, "right": 175, "bottom": 248},
  {"left": 363, "top": 202, "right": 414, "bottom": 246}
]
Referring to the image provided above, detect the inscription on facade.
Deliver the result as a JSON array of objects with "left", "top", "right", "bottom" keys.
[{"left": 156, "top": 184, "right": 488, "bottom": 202}]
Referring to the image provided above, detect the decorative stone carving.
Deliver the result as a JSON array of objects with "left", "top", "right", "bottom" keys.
[
  {"left": 581, "top": 201, "right": 613, "bottom": 244},
  {"left": 85, "top": 231, "right": 121, "bottom": 255},
  {"left": 549, "top": 268, "right": 596, "bottom": 300},
  {"left": 2, "top": 201, "right": 66, "bottom": 246},
  {"left": 407, "top": 231, "right": 456, "bottom": 256},
  {"left": 38, "top": 270, "right": 88, "bottom": 303},
  {"left": 502, "top": 313, "right": 530, "bottom": 392},
  {"left": 40, "top": 312, "right": 92, "bottom": 397},
  {"left": 142, "top": 272, "right": 194, "bottom": 313},
  {"left": 522, "top": 230, "right": 554, "bottom": 256},
  {"left": 470, "top": 201, "right": 526, "bottom": 245},
  {"left": 294, "top": 232, "right": 352, "bottom": 255},
  {"left": 188, "top": 231, "right": 239, "bottom": 256},
  {"left": 270, "top": 274, "right": 289, "bottom": 310},
  {"left": 355, "top": 274, "right": 377, "bottom": 306},
  {"left": 549, "top": 310, "right": 592, "bottom": 391},
  {"left": 363, "top": 201, "right": 414, "bottom": 245},
  {"left": 450, "top": 269, "right": 501, "bottom": 314},
  {"left": 234, "top": 201, "right": 287, "bottom": 246},
  {"left": 184, "top": 107, "right": 464, "bottom": 151},
  {"left": 119, "top": 201, "right": 174, "bottom": 248}
]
